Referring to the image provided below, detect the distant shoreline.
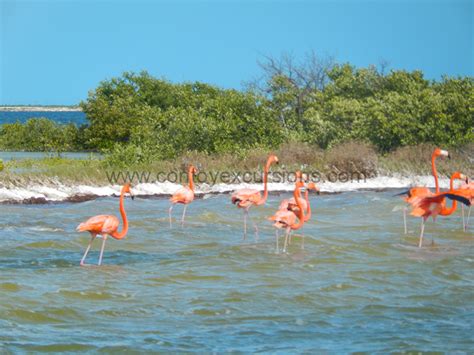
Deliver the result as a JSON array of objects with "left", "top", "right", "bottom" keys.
[{"left": 0, "top": 106, "right": 82, "bottom": 112}]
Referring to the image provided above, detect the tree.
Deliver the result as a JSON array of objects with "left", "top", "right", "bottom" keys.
[{"left": 245, "top": 51, "right": 335, "bottom": 132}]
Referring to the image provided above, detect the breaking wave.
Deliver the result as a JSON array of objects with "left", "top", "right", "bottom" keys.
[{"left": 0, "top": 175, "right": 451, "bottom": 204}]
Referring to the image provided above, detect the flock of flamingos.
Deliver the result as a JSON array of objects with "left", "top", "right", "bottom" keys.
[{"left": 76, "top": 148, "right": 473, "bottom": 266}]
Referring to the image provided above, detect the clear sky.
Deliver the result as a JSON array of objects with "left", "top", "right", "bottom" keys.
[{"left": 1, "top": 0, "right": 472, "bottom": 105}]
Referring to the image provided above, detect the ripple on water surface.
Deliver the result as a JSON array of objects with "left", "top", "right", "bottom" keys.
[{"left": 0, "top": 191, "right": 473, "bottom": 352}]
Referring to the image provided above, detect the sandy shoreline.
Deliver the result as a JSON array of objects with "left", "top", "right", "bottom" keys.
[{"left": 0, "top": 106, "right": 82, "bottom": 112}]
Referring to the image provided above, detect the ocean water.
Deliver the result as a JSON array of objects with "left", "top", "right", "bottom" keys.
[
  {"left": 0, "top": 111, "right": 86, "bottom": 125},
  {"left": 0, "top": 190, "right": 472, "bottom": 352}
]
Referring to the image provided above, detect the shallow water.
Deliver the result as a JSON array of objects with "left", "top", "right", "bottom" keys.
[{"left": 0, "top": 191, "right": 473, "bottom": 352}]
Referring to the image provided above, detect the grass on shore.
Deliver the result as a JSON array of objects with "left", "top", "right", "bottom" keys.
[{"left": 0, "top": 142, "right": 472, "bottom": 187}]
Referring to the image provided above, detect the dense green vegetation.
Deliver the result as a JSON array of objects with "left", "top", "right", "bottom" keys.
[
  {"left": 1, "top": 56, "right": 472, "bottom": 165},
  {"left": 0, "top": 118, "right": 83, "bottom": 152},
  {"left": 81, "top": 73, "right": 284, "bottom": 166}
]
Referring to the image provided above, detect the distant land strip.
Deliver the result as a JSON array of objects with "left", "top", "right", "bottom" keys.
[{"left": 0, "top": 106, "right": 82, "bottom": 112}]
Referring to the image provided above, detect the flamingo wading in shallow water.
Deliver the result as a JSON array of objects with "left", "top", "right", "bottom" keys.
[
  {"left": 76, "top": 183, "right": 134, "bottom": 266},
  {"left": 396, "top": 148, "right": 449, "bottom": 234},
  {"left": 277, "top": 171, "right": 320, "bottom": 248},
  {"left": 231, "top": 155, "right": 279, "bottom": 240},
  {"left": 286, "top": 181, "right": 320, "bottom": 247},
  {"left": 269, "top": 179, "right": 306, "bottom": 253},
  {"left": 169, "top": 165, "right": 198, "bottom": 227},
  {"left": 409, "top": 172, "right": 468, "bottom": 247}
]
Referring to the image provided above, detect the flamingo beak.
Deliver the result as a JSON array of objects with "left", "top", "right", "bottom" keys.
[
  {"left": 130, "top": 191, "right": 135, "bottom": 200},
  {"left": 393, "top": 190, "right": 410, "bottom": 197}
]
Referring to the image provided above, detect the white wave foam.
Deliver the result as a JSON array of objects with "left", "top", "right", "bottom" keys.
[
  {"left": 0, "top": 175, "right": 452, "bottom": 203},
  {"left": 28, "top": 226, "right": 63, "bottom": 232}
]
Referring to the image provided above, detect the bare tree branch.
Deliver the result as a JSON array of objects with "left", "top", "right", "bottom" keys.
[{"left": 244, "top": 51, "right": 335, "bottom": 123}]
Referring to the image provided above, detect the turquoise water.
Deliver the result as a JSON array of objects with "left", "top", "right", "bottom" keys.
[
  {"left": 0, "top": 111, "right": 86, "bottom": 125},
  {"left": 0, "top": 152, "right": 100, "bottom": 161},
  {"left": 0, "top": 191, "right": 473, "bottom": 352}
]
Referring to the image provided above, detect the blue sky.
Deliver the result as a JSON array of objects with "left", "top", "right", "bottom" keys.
[{"left": 1, "top": 0, "right": 472, "bottom": 105}]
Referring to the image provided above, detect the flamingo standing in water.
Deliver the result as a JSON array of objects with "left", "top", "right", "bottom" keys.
[
  {"left": 268, "top": 179, "right": 306, "bottom": 253},
  {"left": 277, "top": 172, "right": 320, "bottom": 248},
  {"left": 409, "top": 172, "right": 468, "bottom": 247},
  {"left": 412, "top": 180, "right": 473, "bottom": 234},
  {"left": 76, "top": 183, "right": 134, "bottom": 266},
  {"left": 169, "top": 165, "right": 198, "bottom": 227},
  {"left": 396, "top": 148, "right": 449, "bottom": 233},
  {"left": 279, "top": 181, "right": 320, "bottom": 222},
  {"left": 231, "top": 155, "right": 279, "bottom": 240},
  {"left": 285, "top": 181, "right": 320, "bottom": 248}
]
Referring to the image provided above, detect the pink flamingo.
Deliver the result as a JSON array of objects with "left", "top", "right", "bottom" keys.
[
  {"left": 396, "top": 148, "right": 449, "bottom": 233},
  {"left": 76, "top": 183, "right": 134, "bottom": 266},
  {"left": 285, "top": 181, "right": 320, "bottom": 248},
  {"left": 409, "top": 172, "right": 468, "bottom": 247},
  {"left": 277, "top": 171, "right": 319, "bottom": 247},
  {"left": 169, "top": 165, "right": 198, "bottom": 227},
  {"left": 268, "top": 179, "right": 306, "bottom": 253},
  {"left": 413, "top": 181, "right": 473, "bottom": 236},
  {"left": 279, "top": 181, "right": 320, "bottom": 222},
  {"left": 231, "top": 155, "right": 279, "bottom": 239}
]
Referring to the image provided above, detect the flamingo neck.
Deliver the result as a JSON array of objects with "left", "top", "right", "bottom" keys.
[
  {"left": 258, "top": 161, "right": 271, "bottom": 205},
  {"left": 431, "top": 152, "right": 440, "bottom": 193},
  {"left": 188, "top": 169, "right": 194, "bottom": 191},
  {"left": 304, "top": 189, "right": 311, "bottom": 221},
  {"left": 292, "top": 186, "right": 305, "bottom": 230},
  {"left": 111, "top": 188, "right": 128, "bottom": 239},
  {"left": 441, "top": 174, "right": 459, "bottom": 215}
]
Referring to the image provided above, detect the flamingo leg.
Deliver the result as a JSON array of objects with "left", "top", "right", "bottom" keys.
[
  {"left": 80, "top": 234, "right": 96, "bottom": 266},
  {"left": 403, "top": 207, "right": 408, "bottom": 234},
  {"left": 168, "top": 205, "right": 173, "bottom": 228},
  {"left": 466, "top": 205, "right": 471, "bottom": 232},
  {"left": 98, "top": 235, "right": 107, "bottom": 266},
  {"left": 275, "top": 229, "right": 279, "bottom": 253},
  {"left": 247, "top": 212, "right": 259, "bottom": 242},
  {"left": 181, "top": 204, "right": 187, "bottom": 226},
  {"left": 301, "top": 233, "right": 305, "bottom": 250},
  {"left": 418, "top": 219, "right": 425, "bottom": 248},
  {"left": 283, "top": 227, "right": 290, "bottom": 253}
]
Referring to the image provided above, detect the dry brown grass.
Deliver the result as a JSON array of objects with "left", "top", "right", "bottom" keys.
[
  {"left": 2, "top": 142, "right": 472, "bottom": 187},
  {"left": 380, "top": 143, "right": 474, "bottom": 177},
  {"left": 325, "top": 141, "right": 378, "bottom": 174},
  {"left": 273, "top": 142, "right": 325, "bottom": 168},
  {"left": 167, "top": 142, "right": 326, "bottom": 173}
]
